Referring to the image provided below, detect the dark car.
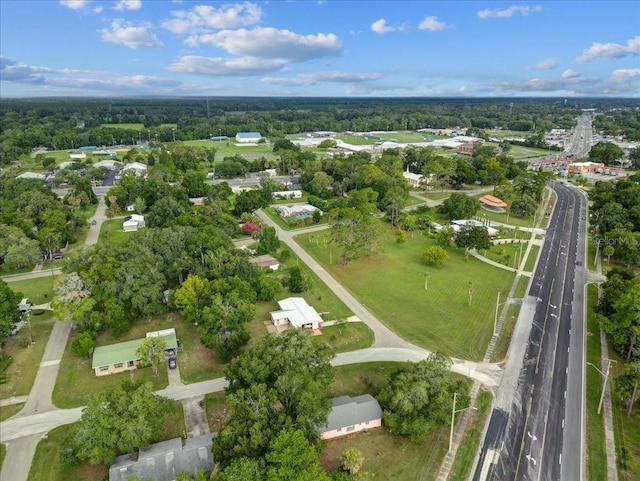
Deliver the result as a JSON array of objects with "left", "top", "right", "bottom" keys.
[{"left": 168, "top": 357, "right": 177, "bottom": 369}]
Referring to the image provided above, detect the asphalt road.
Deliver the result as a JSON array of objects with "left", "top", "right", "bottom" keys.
[{"left": 474, "top": 181, "right": 587, "bottom": 481}]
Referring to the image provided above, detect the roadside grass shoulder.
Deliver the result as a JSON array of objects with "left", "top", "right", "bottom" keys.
[
  {"left": 491, "top": 304, "right": 521, "bottom": 363},
  {"left": 524, "top": 244, "right": 540, "bottom": 272},
  {"left": 0, "top": 444, "right": 5, "bottom": 473},
  {"left": 0, "top": 314, "right": 55, "bottom": 399},
  {"left": 7, "top": 276, "right": 56, "bottom": 305},
  {"left": 296, "top": 229, "right": 515, "bottom": 361},
  {"left": 0, "top": 403, "right": 24, "bottom": 422},
  {"left": 585, "top": 284, "right": 607, "bottom": 481},
  {"left": 514, "top": 275, "right": 530, "bottom": 298},
  {"left": 28, "top": 424, "right": 108, "bottom": 481},
  {"left": 448, "top": 390, "right": 493, "bottom": 481}
]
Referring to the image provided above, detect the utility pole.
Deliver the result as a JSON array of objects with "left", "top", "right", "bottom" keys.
[
  {"left": 450, "top": 392, "right": 457, "bottom": 452},
  {"left": 494, "top": 291, "right": 501, "bottom": 336}
]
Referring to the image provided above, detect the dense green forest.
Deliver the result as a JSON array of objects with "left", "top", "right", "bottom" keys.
[{"left": 2, "top": 97, "right": 639, "bottom": 165}]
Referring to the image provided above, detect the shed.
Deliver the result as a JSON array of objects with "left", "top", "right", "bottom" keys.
[{"left": 317, "top": 394, "right": 383, "bottom": 440}]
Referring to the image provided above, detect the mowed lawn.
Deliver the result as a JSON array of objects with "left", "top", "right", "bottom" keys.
[{"left": 296, "top": 229, "right": 516, "bottom": 361}]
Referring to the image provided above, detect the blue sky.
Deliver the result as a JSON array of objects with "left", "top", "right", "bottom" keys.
[{"left": 1, "top": 0, "right": 639, "bottom": 97}]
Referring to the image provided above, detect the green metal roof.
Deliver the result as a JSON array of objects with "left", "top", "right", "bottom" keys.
[{"left": 91, "top": 333, "right": 177, "bottom": 369}]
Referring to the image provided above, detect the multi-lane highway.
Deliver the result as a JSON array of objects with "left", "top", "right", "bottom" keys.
[{"left": 474, "top": 179, "right": 587, "bottom": 481}]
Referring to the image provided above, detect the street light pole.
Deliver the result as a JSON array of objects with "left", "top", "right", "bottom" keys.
[
  {"left": 450, "top": 392, "right": 477, "bottom": 452},
  {"left": 494, "top": 291, "right": 501, "bottom": 336},
  {"left": 587, "top": 360, "right": 616, "bottom": 414}
]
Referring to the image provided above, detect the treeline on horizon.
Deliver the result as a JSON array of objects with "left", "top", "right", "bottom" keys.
[{"left": 1, "top": 96, "right": 639, "bottom": 164}]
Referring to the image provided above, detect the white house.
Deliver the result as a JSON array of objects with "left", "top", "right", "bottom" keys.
[
  {"left": 69, "top": 153, "right": 87, "bottom": 160},
  {"left": 16, "top": 172, "right": 46, "bottom": 180},
  {"left": 123, "top": 214, "right": 145, "bottom": 232},
  {"left": 122, "top": 162, "right": 148, "bottom": 177},
  {"left": 270, "top": 297, "right": 323, "bottom": 330},
  {"left": 235, "top": 132, "right": 262, "bottom": 143},
  {"left": 403, "top": 171, "right": 423, "bottom": 188},
  {"left": 272, "top": 190, "right": 302, "bottom": 200}
]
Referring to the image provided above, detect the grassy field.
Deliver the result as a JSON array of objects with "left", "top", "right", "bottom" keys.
[
  {"left": 295, "top": 228, "right": 516, "bottom": 361},
  {"left": 0, "top": 444, "right": 5, "bottom": 473},
  {"left": 448, "top": 390, "right": 493, "bottom": 481},
  {"left": 0, "top": 312, "right": 55, "bottom": 400},
  {"left": 27, "top": 399, "right": 184, "bottom": 481},
  {"left": 7, "top": 275, "right": 56, "bottom": 305},
  {"left": 322, "top": 361, "right": 472, "bottom": 480},
  {"left": 483, "top": 241, "right": 524, "bottom": 267},
  {"left": 585, "top": 284, "right": 607, "bottom": 481}
]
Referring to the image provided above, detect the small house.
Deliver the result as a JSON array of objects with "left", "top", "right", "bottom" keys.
[
  {"left": 270, "top": 297, "right": 323, "bottom": 330},
  {"left": 317, "top": 394, "right": 383, "bottom": 440},
  {"left": 123, "top": 214, "right": 145, "bottom": 232},
  {"left": 248, "top": 254, "right": 280, "bottom": 271},
  {"left": 92, "top": 328, "right": 177, "bottom": 376}
]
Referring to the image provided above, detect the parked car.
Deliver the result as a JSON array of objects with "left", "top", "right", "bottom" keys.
[
  {"left": 53, "top": 254, "right": 64, "bottom": 260},
  {"left": 168, "top": 357, "right": 177, "bottom": 369}
]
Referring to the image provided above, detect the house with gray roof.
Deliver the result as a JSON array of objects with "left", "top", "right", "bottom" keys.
[
  {"left": 109, "top": 432, "right": 215, "bottom": 481},
  {"left": 317, "top": 394, "right": 383, "bottom": 440}
]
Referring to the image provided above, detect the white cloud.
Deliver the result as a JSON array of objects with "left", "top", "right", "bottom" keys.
[
  {"left": 418, "top": 16, "right": 447, "bottom": 32},
  {"left": 59, "top": 0, "right": 91, "bottom": 9},
  {"left": 100, "top": 19, "right": 163, "bottom": 48},
  {"left": 370, "top": 19, "right": 407, "bottom": 34},
  {"left": 371, "top": 19, "right": 394, "bottom": 34},
  {"left": 561, "top": 69, "right": 580, "bottom": 79},
  {"left": 114, "top": 0, "right": 142, "bottom": 11},
  {"left": 262, "top": 70, "right": 382, "bottom": 86},
  {"left": 162, "top": 2, "right": 263, "bottom": 34},
  {"left": 534, "top": 58, "right": 558, "bottom": 70},
  {"left": 576, "top": 36, "right": 640, "bottom": 63},
  {"left": 190, "top": 27, "right": 342, "bottom": 62},
  {"left": 168, "top": 55, "right": 286, "bottom": 76},
  {"left": 609, "top": 68, "right": 640, "bottom": 83},
  {"left": 93, "top": 6, "right": 103, "bottom": 13},
  {"left": 477, "top": 5, "right": 543, "bottom": 19}
]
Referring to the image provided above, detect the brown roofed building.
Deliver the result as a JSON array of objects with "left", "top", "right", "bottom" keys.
[
  {"left": 479, "top": 194, "right": 507, "bottom": 212},
  {"left": 248, "top": 254, "right": 280, "bottom": 271}
]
